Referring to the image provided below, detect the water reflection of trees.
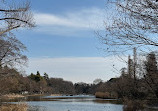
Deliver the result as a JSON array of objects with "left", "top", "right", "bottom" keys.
[{"left": 28, "top": 106, "right": 46, "bottom": 111}]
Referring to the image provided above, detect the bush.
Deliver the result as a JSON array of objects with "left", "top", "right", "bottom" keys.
[{"left": 123, "top": 98, "right": 146, "bottom": 111}]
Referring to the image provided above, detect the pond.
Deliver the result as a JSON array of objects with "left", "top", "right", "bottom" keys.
[
  {"left": 1, "top": 95, "right": 158, "bottom": 111},
  {"left": 27, "top": 95, "right": 123, "bottom": 111}
]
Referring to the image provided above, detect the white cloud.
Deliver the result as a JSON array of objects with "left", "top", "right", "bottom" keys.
[
  {"left": 34, "top": 8, "right": 106, "bottom": 36},
  {"left": 26, "top": 56, "right": 127, "bottom": 83}
]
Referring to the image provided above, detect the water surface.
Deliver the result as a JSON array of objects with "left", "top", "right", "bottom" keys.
[
  {"left": 2, "top": 95, "right": 157, "bottom": 111},
  {"left": 27, "top": 95, "right": 123, "bottom": 111}
]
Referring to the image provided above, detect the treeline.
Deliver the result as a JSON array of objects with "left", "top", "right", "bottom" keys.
[
  {"left": 94, "top": 51, "right": 158, "bottom": 109},
  {"left": 1, "top": 51, "right": 158, "bottom": 106},
  {"left": 0, "top": 67, "right": 105, "bottom": 95}
]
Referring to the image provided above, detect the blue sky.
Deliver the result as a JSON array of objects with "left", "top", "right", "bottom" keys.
[{"left": 15, "top": 0, "right": 126, "bottom": 83}]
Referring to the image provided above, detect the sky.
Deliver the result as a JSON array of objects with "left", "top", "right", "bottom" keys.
[{"left": 15, "top": 0, "right": 126, "bottom": 83}]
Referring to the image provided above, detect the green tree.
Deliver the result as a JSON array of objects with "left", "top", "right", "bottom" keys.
[
  {"left": 144, "top": 52, "right": 158, "bottom": 98},
  {"left": 44, "top": 72, "right": 49, "bottom": 81},
  {"left": 29, "top": 71, "right": 44, "bottom": 82},
  {"left": 36, "top": 71, "right": 40, "bottom": 76}
]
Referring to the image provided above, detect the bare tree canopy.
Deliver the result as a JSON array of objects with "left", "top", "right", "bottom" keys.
[
  {"left": 0, "top": 0, "right": 35, "bottom": 36},
  {"left": 0, "top": 0, "right": 34, "bottom": 68},
  {"left": 99, "top": 0, "right": 158, "bottom": 54},
  {"left": 0, "top": 35, "right": 27, "bottom": 67}
]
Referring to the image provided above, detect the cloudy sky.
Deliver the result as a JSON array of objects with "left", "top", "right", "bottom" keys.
[{"left": 15, "top": 0, "right": 126, "bottom": 83}]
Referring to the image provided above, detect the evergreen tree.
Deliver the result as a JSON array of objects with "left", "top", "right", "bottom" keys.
[
  {"left": 145, "top": 52, "right": 158, "bottom": 98},
  {"left": 44, "top": 72, "right": 49, "bottom": 81}
]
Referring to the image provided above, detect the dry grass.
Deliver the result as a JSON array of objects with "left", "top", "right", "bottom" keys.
[
  {"left": 95, "top": 92, "right": 111, "bottom": 99},
  {"left": 95, "top": 92, "right": 118, "bottom": 99},
  {"left": 0, "top": 103, "right": 27, "bottom": 111},
  {"left": 2, "top": 94, "right": 24, "bottom": 99},
  {"left": 50, "top": 94, "right": 62, "bottom": 96}
]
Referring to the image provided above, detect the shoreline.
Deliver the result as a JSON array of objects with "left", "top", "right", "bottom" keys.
[
  {"left": 1, "top": 94, "right": 25, "bottom": 99},
  {"left": 0, "top": 93, "right": 62, "bottom": 99}
]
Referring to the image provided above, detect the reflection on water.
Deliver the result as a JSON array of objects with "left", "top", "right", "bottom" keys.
[
  {"left": 26, "top": 95, "right": 122, "bottom": 111},
  {"left": 28, "top": 105, "right": 46, "bottom": 111},
  {"left": 27, "top": 98, "right": 123, "bottom": 111},
  {"left": 1, "top": 95, "right": 158, "bottom": 111}
]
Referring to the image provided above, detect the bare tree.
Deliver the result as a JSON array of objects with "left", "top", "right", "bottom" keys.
[
  {"left": 0, "top": 0, "right": 35, "bottom": 36},
  {"left": 0, "top": 0, "right": 34, "bottom": 68},
  {"left": 93, "top": 78, "right": 103, "bottom": 85},
  {"left": 0, "top": 36, "right": 27, "bottom": 68},
  {"left": 98, "top": 0, "right": 158, "bottom": 54}
]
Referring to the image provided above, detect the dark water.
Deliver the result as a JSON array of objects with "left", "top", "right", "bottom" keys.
[{"left": 1, "top": 95, "right": 158, "bottom": 111}]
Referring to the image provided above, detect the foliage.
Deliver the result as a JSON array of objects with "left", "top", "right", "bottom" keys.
[{"left": 29, "top": 71, "right": 44, "bottom": 82}]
